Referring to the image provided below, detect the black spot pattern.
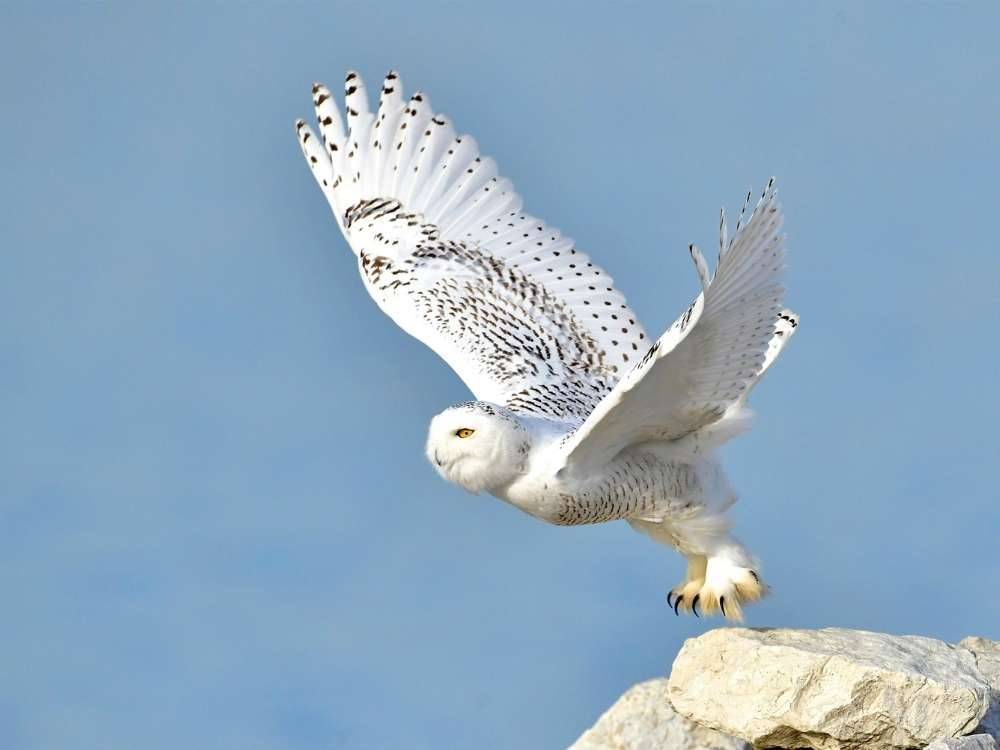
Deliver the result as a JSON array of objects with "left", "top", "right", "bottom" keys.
[
  {"left": 553, "top": 454, "right": 703, "bottom": 525},
  {"left": 346, "top": 198, "right": 617, "bottom": 418},
  {"left": 298, "top": 72, "right": 649, "bottom": 392}
]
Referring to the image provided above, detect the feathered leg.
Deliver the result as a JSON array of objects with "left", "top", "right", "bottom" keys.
[
  {"left": 631, "top": 513, "right": 769, "bottom": 622},
  {"left": 691, "top": 539, "right": 768, "bottom": 621}
]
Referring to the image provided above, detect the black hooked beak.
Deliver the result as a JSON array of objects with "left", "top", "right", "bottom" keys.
[{"left": 434, "top": 450, "right": 443, "bottom": 467}]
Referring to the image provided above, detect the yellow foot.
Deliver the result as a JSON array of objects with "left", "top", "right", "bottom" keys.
[
  {"left": 668, "top": 555, "right": 768, "bottom": 622},
  {"left": 667, "top": 554, "right": 706, "bottom": 616}
]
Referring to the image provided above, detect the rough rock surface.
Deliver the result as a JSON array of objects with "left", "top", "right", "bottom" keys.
[
  {"left": 925, "top": 736, "right": 998, "bottom": 750},
  {"left": 962, "top": 637, "right": 1000, "bottom": 690},
  {"left": 960, "top": 637, "right": 1000, "bottom": 739},
  {"left": 668, "top": 628, "right": 995, "bottom": 750},
  {"left": 568, "top": 678, "right": 749, "bottom": 750}
]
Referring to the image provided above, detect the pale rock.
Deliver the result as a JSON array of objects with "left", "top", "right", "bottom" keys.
[
  {"left": 925, "top": 735, "right": 998, "bottom": 750},
  {"left": 961, "top": 637, "right": 1000, "bottom": 690},
  {"left": 668, "top": 628, "right": 994, "bottom": 750},
  {"left": 568, "top": 678, "right": 749, "bottom": 750},
  {"left": 959, "top": 637, "right": 1000, "bottom": 739}
]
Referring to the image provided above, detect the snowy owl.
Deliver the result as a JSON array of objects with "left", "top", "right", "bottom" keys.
[{"left": 295, "top": 70, "right": 798, "bottom": 621}]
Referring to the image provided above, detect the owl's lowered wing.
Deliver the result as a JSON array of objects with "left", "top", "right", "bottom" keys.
[
  {"left": 557, "top": 182, "right": 792, "bottom": 471},
  {"left": 296, "top": 71, "right": 648, "bottom": 420}
]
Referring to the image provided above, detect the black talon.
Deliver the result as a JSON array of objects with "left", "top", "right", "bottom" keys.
[
  {"left": 749, "top": 570, "right": 760, "bottom": 583},
  {"left": 673, "top": 595, "right": 683, "bottom": 616},
  {"left": 720, "top": 596, "right": 727, "bottom": 617},
  {"left": 691, "top": 594, "right": 700, "bottom": 617},
  {"left": 667, "top": 591, "right": 674, "bottom": 609}
]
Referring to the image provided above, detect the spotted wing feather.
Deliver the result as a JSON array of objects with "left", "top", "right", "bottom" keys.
[
  {"left": 296, "top": 71, "right": 649, "bottom": 418},
  {"left": 558, "top": 181, "right": 792, "bottom": 470}
]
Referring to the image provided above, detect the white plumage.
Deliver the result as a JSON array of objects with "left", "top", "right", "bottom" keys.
[{"left": 296, "top": 70, "right": 799, "bottom": 620}]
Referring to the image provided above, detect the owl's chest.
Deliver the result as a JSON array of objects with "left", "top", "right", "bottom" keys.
[{"left": 497, "top": 451, "right": 703, "bottom": 526}]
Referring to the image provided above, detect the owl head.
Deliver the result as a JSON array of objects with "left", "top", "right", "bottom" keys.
[{"left": 425, "top": 402, "right": 531, "bottom": 493}]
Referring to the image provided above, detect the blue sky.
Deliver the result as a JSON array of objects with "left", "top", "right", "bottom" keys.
[{"left": 2, "top": 2, "right": 998, "bottom": 748}]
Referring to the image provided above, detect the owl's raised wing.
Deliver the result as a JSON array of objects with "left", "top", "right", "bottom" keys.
[
  {"left": 296, "top": 71, "right": 648, "bottom": 420},
  {"left": 557, "top": 182, "right": 794, "bottom": 471}
]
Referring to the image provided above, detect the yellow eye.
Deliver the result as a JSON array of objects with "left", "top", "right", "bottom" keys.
[{"left": 455, "top": 428, "right": 475, "bottom": 439}]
